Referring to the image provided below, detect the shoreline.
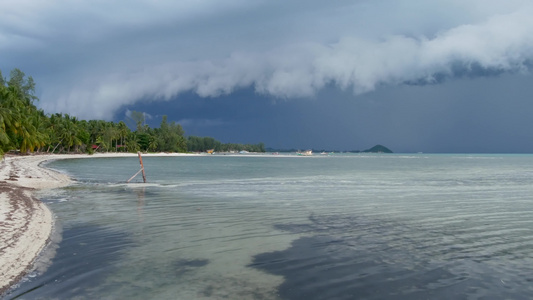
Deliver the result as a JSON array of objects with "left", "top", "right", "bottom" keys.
[
  {"left": 0, "top": 152, "right": 199, "bottom": 295},
  {"left": 0, "top": 151, "right": 302, "bottom": 295},
  {"left": 0, "top": 154, "right": 75, "bottom": 295}
]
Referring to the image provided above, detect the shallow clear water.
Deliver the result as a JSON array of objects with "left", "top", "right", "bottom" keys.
[{"left": 7, "top": 154, "right": 533, "bottom": 299}]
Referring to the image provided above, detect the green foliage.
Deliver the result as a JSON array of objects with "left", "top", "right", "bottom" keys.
[
  {"left": 0, "top": 75, "right": 46, "bottom": 153},
  {"left": 136, "top": 132, "right": 151, "bottom": 151},
  {"left": 0, "top": 70, "right": 5, "bottom": 86},
  {"left": 154, "top": 115, "right": 187, "bottom": 152},
  {"left": 7, "top": 68, "right": 37, "bottom": 104},
  {"left": 126, "top": 132, "right": 140, "bottom": 153},
  {"left": 130, "top": 110, "right": 145, "bottom": 132}
]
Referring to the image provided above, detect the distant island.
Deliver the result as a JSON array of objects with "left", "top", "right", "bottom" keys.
[
  {"left": 362, "top": 145, "right": 393, "bottom": 153},
  {"left": 266, "top": 144, "right": 393, "bottom": 154}
]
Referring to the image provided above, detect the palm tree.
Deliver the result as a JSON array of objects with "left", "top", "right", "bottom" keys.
[
  {"left": 148, "top": 135, "right": 158, "bottom": 152},
  {"left": 0, "top": 87, "right": 14, "bottom": 152},
  {"left": 47, "top": 113, "right": 64, "bottom": 153},
  {"left": 95, "top": 136, "right": 107, "bottom": 152},
  {"left": 126, "top": 132, "right": 140, "bottom": 153},
  {"left": 62, "top": 114, "right": 81, "bottom": 152},
  {"left": 117, "top": 121, "right": 129, "bottom": 152},
  {"left": 0, "top": 86, "right": 44, "bottom": 153},
  {"left": 26, "top": 109, "right": 47, "bottom": 152}
]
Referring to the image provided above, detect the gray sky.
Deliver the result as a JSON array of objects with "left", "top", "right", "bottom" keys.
[{"left": 2, "top": 0, "right": 533, "bottom": 152}]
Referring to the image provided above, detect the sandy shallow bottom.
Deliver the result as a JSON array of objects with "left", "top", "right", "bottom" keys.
[{"left": 0, "top": 152, "right": 199, "bottom": 295}]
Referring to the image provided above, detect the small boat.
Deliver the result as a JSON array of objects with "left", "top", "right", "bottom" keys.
[{"left": 206, "top": 149, "right": 214, "bottom": 154}]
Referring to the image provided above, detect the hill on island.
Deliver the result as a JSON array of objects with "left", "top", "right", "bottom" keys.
[{"left": 362, "top": 145, "right": 393, "bottom": 153}]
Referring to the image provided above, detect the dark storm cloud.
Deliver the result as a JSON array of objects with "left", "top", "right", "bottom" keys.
[
  {"left": 2, "top": 0, "right": 533, "bottom": 121},
  {"left": 122, "top": 72, "right": 533, "bottom": 153}
]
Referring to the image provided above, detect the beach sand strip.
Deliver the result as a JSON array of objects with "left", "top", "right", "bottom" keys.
[{"left": 0, "top": 154, "right": 72, "bottom": 295}]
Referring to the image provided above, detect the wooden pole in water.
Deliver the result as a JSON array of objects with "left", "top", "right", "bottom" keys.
[
  {"left": 138, "top": 152, "right": 147, "bottom": 183},
  {"left": 126, "top": 152, "right": 148, "bottom": 183},
  {"left": 127, "top": 168, "right": 143, "bottom": 183}
]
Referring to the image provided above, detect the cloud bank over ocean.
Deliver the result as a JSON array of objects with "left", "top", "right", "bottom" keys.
[{"left": 2, "top": 0, "right": 533, "bottom": 120}]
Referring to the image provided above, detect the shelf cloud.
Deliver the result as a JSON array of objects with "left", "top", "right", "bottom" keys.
[{"left": 2, "top": 0, "right": 533, "bottom": 120}]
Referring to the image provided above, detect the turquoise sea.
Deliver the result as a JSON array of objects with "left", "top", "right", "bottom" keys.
[{"left": 7, "top": 154, "right": 533, "bottom": 299}]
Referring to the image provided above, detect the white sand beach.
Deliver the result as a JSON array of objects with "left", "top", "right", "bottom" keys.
[
  {"left": 0, "top": 154, "right": 69, "bottom": 294},
  {"left": 0, "top": 152, "right": 197, "bottom": 294}
]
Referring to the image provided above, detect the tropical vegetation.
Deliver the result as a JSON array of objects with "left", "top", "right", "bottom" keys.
[{"left": 0, "top": 68, "right": 265, "bottom": 156}]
